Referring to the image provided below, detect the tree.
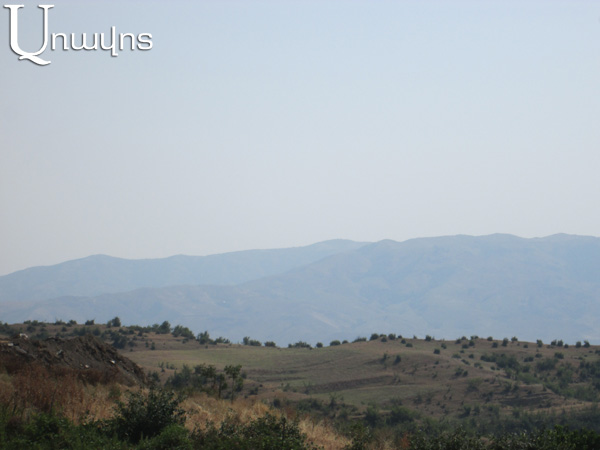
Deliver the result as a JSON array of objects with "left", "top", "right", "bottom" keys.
[
  {"left": 195, "top": 364, "right": 218, "bottom": 392},
  {"left": 243, "top": 336, "right": 261, "bottom": 346},
  {"left": 224, "top": 364, "right": 243, "bottom": 401},
  {"left": 197, "top": 331, "right": 211, "bottom": 345},
  {"left": 216, "top": 374, "right": 227, "bottom": 399},
  {"left": 107, "top": 316, "right": 121, "bottom": 328},
  {"left": 172, "top": 325, "right": 194, "bottom": 339},
  {"left": 157, "top": 321, "right": 171, "bottom": 334}
]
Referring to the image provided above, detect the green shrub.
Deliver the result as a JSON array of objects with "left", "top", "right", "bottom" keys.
[
  {"left": 0, "top": 409, "right": 122, "bottom": 450},
  {"left": 192, "top": 413, "right": 316, "bottom": 449},
  {"left": 108, "top": 388, "right": 185, "bottom": 443},
  {"left": 138, "top": 424, "right": 192, "bottom": 450}
]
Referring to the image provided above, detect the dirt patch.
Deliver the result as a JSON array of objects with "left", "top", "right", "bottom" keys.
[{"left": 0, "top": 334, "right": 147, "bottom": 386}]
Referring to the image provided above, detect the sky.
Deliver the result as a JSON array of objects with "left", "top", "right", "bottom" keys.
[{"left": 1, "top": 0, "right": 599, "bottom": 276}]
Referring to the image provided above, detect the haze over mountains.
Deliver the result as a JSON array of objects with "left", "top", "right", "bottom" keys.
[
  {"left": 0, "top": 240, "right": 367, "bottom": 302},
  {"left": 1, "top": 234, "right": 599, "bottom": 345}
]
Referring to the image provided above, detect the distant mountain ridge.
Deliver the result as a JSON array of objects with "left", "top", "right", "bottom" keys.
[
  {"left": 0, "top": 239, "right": 367, "bottom": 302},
  {"left": 1, "top": 234, "right": 599, "bottom": 345}
]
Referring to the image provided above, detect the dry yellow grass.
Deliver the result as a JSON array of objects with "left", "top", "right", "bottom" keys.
[
  {"left": 183, "top": 393, "right": 271, "bottom": 429},
  {"left": 1, "top": 367, "right": 352, "bottom": 449},
  {"left": 298, "top": 417, "right": 351, "bottom": 450},
  {"left": 182, "top": 392, "right": 350, "bottom": 449}
]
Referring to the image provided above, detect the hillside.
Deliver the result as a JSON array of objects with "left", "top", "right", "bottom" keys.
[
  {"left": 3, "top": 321, "right": 600, "bottom": 432},
  {"left": 128, "top": 332, "right": 600, "bottom": 425},
  {"left": 1, "top": 234, "right": 600, "bottom": 344}
]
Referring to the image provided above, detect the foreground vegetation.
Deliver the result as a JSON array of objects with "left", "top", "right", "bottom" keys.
[
  {"left": 2, "top": 320, "right": 600, "bottom": 448},
  {"left": 2, "top": 384, "right": 599, "bottom": 449}
]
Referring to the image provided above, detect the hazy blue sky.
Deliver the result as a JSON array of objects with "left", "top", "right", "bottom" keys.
[{"left": 1, "top": 0, "right": 599, "bottom": 275}]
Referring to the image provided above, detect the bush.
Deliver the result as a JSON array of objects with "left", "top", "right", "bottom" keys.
[
  {"left": 243, "top": 336, "right": 262, "bottom": 346},
  {"left": 106, "top": 317, "right": 121, "bottom": 328},
  {"left": 197, "top": 331, "right": 212, "bottom": 345},
  {"left": 387, "top": 405, "right": 415, "bottom": 425},
  {"left": 108, "top": 387, "right": 185, "bottom": 443},
  {"left": 288, "top": 341, "right": 311, "bottom": 349},
  {"left": 172, "top": 325, "right": 195, "bottom": 340},
  {"left": 0, "top": 409, "right": 123, "bottom": 450},
  {"left": 156, "top": 321, "right": 172, "bottom": 335},
  {"left": 138, "top": 424, "right": 193, "bottom": 450},
  {"left": 192, "top": 413, "right": 316, "bottom": 449},
  {"left": 407, "top": 427, "right": 486, "bottom": 450}
]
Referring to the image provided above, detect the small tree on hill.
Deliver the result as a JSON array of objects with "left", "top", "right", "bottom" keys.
[
  {"left": 197, "top": 331, "right": 211, "bottom": 344},
  {"left": 157, "top": 321, "right": 171, "bottom": 334},
  {"left": 107, "top": 316, "right": 121, "bottom": 328},
  {"left": 224, "top": 364, "right": 243, "bottom": 401}
]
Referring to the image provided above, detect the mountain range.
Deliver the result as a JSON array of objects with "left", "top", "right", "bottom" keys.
[{"left": 1, "top": 234, "right": 599, "bottom": 345}]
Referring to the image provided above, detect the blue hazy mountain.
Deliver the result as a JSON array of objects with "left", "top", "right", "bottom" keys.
[
  {"left": 0, "top": 239, "right": 367, "bottom": 302},
  {"left": 1, "top": 234, "right": 599, "bottom": 345}
]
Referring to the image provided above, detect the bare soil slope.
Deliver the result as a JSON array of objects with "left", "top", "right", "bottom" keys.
[{"left": 0, "top": 334, "right": 146, "bottom": 386}]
